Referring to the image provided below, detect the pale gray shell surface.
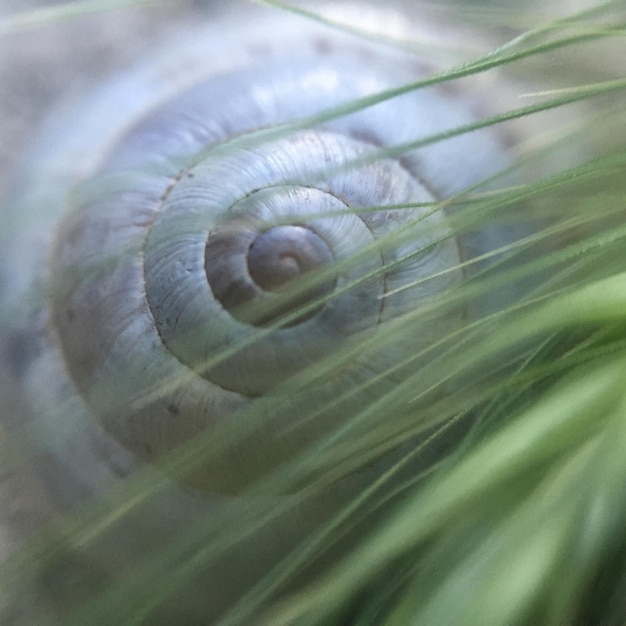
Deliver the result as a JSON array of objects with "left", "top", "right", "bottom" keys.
[{"left": 0, "top": 3, "right": 538, "bottom": 622}]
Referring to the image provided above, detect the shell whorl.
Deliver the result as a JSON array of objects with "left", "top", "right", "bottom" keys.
[{"left": 2, "top": 5, "right": 523, "bottom": 495}]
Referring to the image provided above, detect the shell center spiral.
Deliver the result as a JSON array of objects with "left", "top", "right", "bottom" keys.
[
  {"left": 205, "top": 222, "right": 337, "bottom": 327},
  {"left": 247, "top": 225, "right": 333, "bottom": 292}
]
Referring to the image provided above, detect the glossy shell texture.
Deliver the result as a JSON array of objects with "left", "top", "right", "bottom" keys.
[{"left": 0, "top": 4, "right": 527, "bottom": 498}]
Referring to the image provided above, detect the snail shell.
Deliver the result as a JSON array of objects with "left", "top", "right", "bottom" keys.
[
  {"left": 1, "top": 4, "right": 529, "bottom": 503},
  {"left": 0, "top": 4, "right": 548, "bottom": 622}
]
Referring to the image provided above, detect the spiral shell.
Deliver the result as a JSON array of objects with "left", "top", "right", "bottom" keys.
[{"left": 1, "top": 4, "right": 528, "bottom": 499}]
